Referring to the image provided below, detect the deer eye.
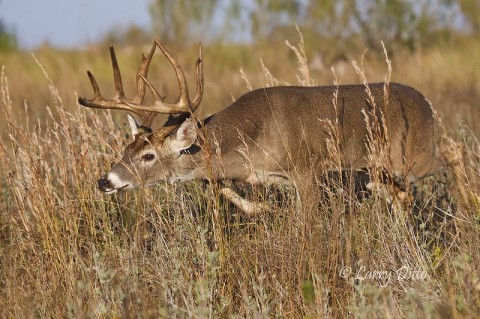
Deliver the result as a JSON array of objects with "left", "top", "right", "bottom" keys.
[{"left": 142, "top": 153, "right": 155, "bottom": 162}]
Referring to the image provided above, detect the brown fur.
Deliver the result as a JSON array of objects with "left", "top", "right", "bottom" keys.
[
  {"left": 107, "top": 82, "right": 447, "bottom": 197},
  {"left": 200, "top": 83, "right": 443, "bottom": 182}
]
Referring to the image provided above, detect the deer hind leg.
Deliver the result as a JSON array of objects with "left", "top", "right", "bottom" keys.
[
  {"left": 365, "top": 169, "right": 411, "bottom": 204},
  {"left": 440, "top": 141, "right": 470, "bottom": 206}
]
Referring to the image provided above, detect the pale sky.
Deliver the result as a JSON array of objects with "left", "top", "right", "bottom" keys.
[{"left": 0, "top": 0, "right": 152, "bottom": 49}]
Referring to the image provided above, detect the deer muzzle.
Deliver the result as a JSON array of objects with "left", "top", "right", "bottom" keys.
[
  {"left": 98, "top": 176, "right": 114, "bottom": 192},
  {"left": 97, "top": 171, "right": 131, "bottom": 194}
]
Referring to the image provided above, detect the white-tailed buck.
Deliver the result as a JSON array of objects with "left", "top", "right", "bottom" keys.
[{"left": 79, "top": 40, "right": 456, "bottom": 213}]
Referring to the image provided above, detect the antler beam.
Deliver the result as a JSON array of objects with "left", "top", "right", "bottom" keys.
[{"left": 78, "top": 41, "right": 204, "bottom": 127}]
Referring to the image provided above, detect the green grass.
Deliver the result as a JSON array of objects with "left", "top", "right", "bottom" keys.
[{"left": 0, "top": 36, "right": 479, "bottom": 318}]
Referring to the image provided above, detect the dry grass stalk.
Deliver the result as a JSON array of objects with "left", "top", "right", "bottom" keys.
[{"left": 0, "top": 36, "right": 479, "bottom": 318}]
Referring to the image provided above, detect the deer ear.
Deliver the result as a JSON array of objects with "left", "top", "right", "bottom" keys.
[
  {"left": 127, "top": 114, "right": 139, "bottom": 137},
  {"left": 171, "top": 119, "right": 197, "bottom": 152}
]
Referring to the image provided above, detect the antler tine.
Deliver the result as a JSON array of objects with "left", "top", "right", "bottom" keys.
[
  {"left": 79, "top": 42, "right": 160, "bottom": 118},
  {"left": 138, "top": 41, "right": 204, "bottom": 115},
  {"left": 79, "top": 40, "right": 205, "bottom": 131},
  {"left": 133, "top": 43, "right": 157, "bottom": 104},
  {"left": 191, "top": 43, "right": 204, "bottom": 110},
  {"left": 78, "top": 46, "right": 145, "bottom": 115},
  {"left": 86, "top": 71, "right": 101, "bottom": 99},
  {"left": 110, "top": 47, "right": 125, "bottom": 99},
  {"left": 79, "top": 68, "right": 135, "bottom": 113},
  {"left": 144, "top": 41, "right": 205, "bottom": 138},
  {"left": 135, "top": 73, "right": 164, "bottom": 128},
  {"left": 132, "top": 43, "right": 158, "bottom": 127},
  {"left": 154, "top": 40, "right": 191, "bottom": 111}
]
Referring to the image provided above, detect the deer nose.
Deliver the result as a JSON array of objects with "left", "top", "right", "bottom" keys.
[{"left": 98, "top": 176, "right": 113, "bottom": 191}]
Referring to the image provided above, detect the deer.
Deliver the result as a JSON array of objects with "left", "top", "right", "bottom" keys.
[{"left": 78, "top": 40, "right": 463, "bottom": 214}]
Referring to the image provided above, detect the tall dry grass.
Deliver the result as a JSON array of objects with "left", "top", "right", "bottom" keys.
[
  {"left": 1, "top": 37, "right": 480, "bottom": 134},
  {"left": 1, "top": 36, "right": 479, "bottom": 318}
]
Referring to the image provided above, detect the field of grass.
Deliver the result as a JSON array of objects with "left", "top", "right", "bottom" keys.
[{"left": 1, "top": 34, "right": 479, "bottom": 318}]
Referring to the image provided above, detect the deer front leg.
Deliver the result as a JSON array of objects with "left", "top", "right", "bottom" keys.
[
  {"left": 220, "top": 187, "right": 271, "bottom": 215},
  {"left": 220, "top": 172, "right": 291, "bottom": 215}
]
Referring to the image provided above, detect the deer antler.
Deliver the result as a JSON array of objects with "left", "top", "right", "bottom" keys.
[{"left": 78, "top": 40, "right": 204, "bottom": 129}]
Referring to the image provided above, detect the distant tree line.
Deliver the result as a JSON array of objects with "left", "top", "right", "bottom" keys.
[
  {"left": 146, "top": 0, "right": 480, "bottom": 51},
  {"left": 3, "top": 0, "right": 478, "bottom": 51},
  {"left": 0, "top": 0, "right": 17, "bottom": 51}
]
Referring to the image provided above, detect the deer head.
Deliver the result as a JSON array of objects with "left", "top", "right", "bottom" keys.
[{"left": 78, "top": 41, "right": 204, "bottom": 194}]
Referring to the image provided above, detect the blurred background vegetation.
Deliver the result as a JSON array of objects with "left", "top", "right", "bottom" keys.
[
  {"left": 0, "top": 6, "right": 16, "bottom": 51},
  {"left": 0, "top": 0, "right": 479, "bottom": 134},
  {"left": 121, "top": 0, "right": 480, "bottom": 50},
  {"left": 1, "top": 2, "right": 480, "bottom": 317}
]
